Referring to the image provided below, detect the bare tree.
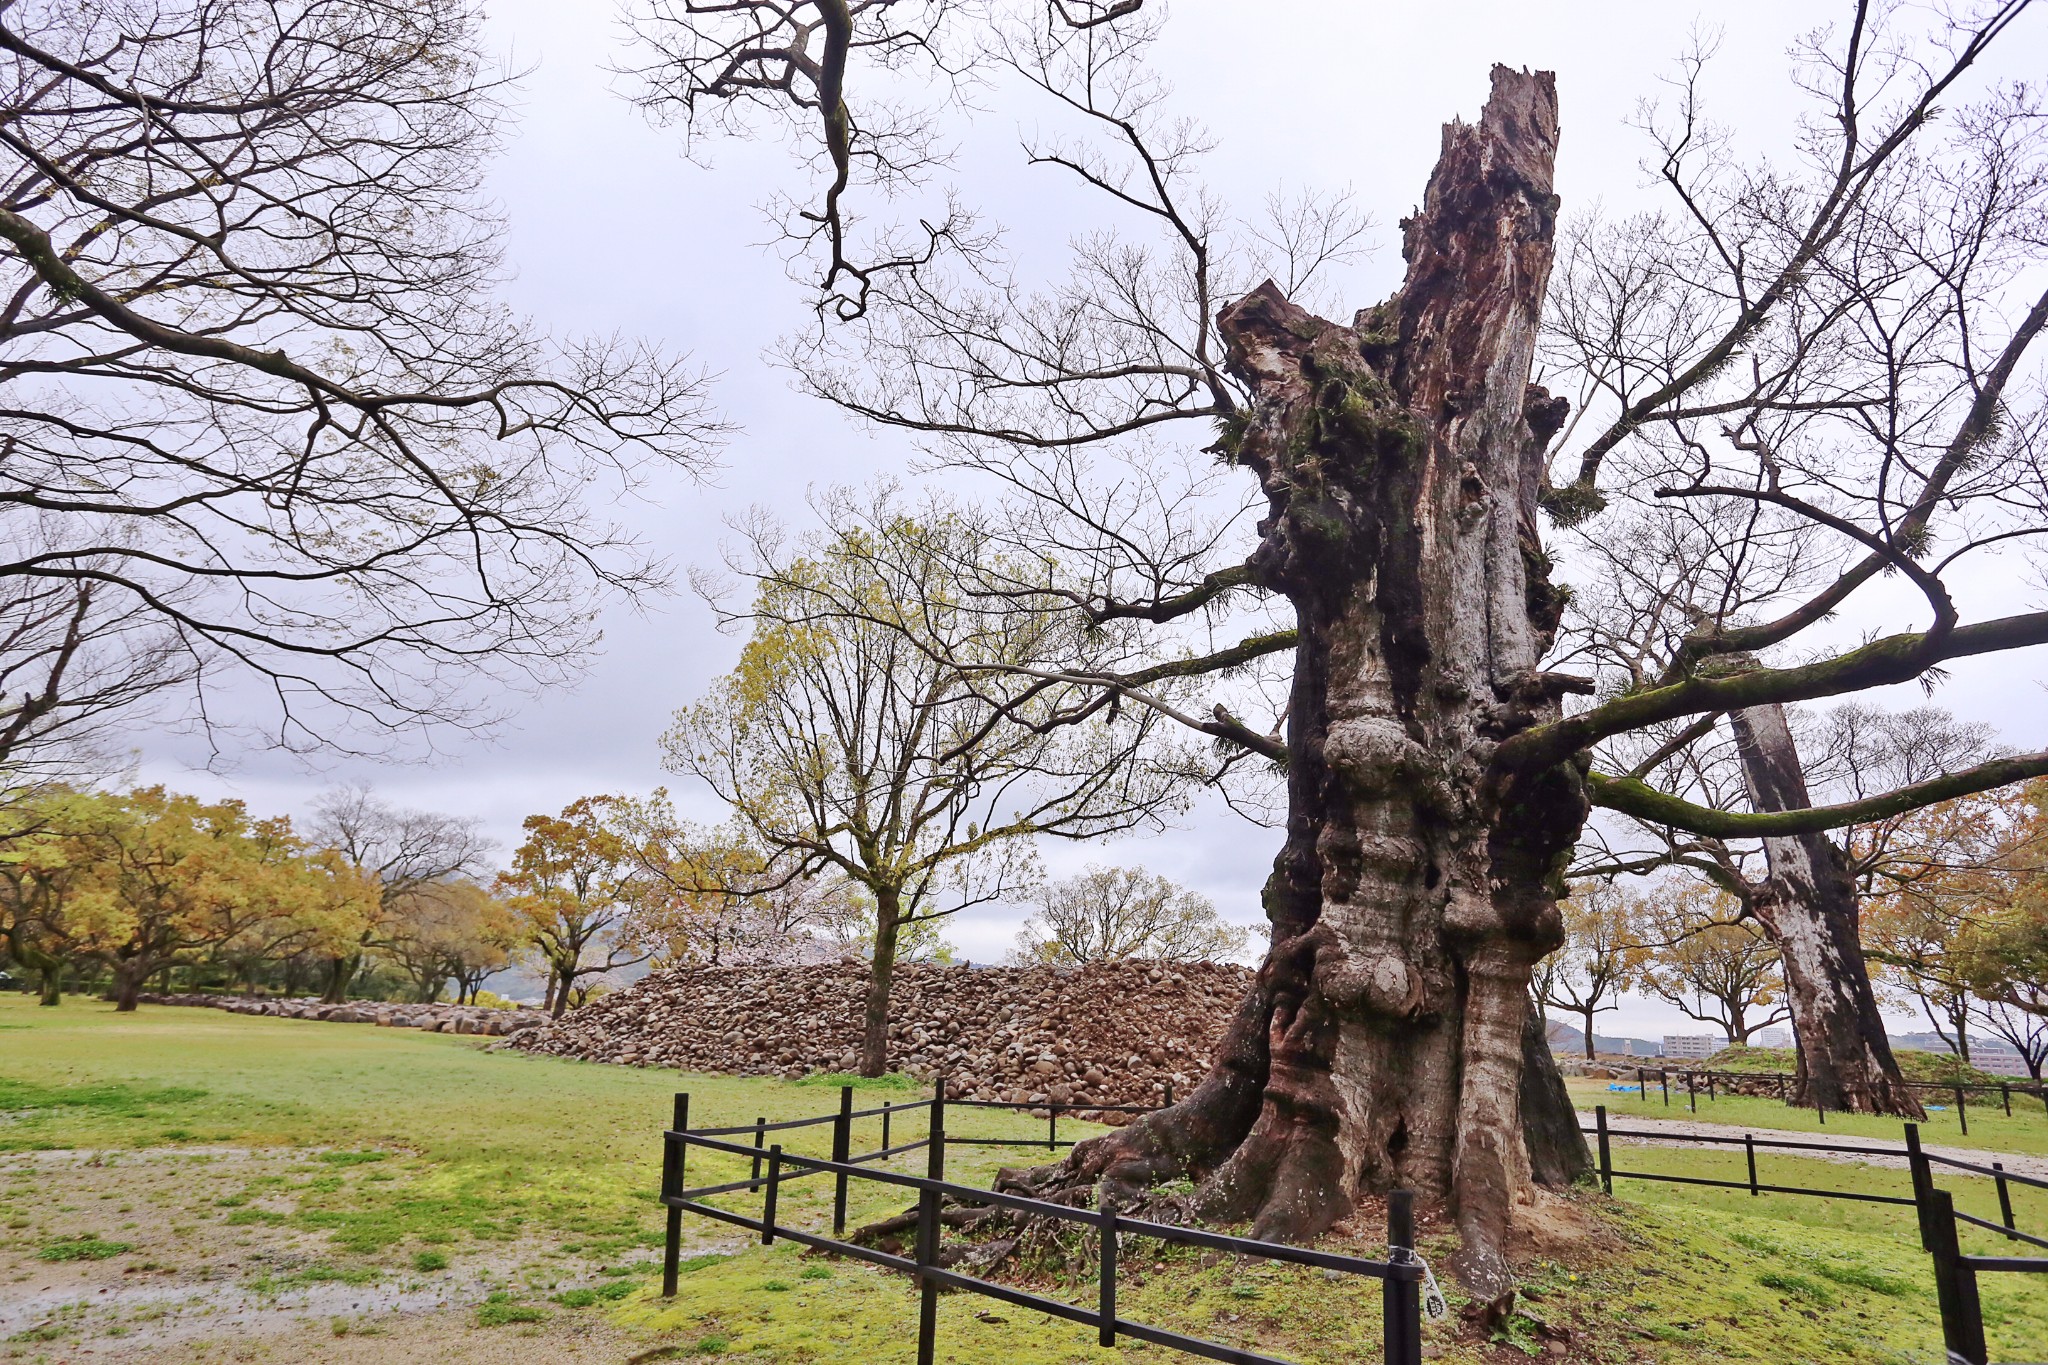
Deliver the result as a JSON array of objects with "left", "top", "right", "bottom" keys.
[
  {"left": 1013, "top": 864, "right": 1249, "bottom": 966},
  {"left": 307, "top": 784, "right": 493, "bottom": 1002},
  {"left": 0, "top": 570, "right": 192, "bottom": 782},
  {"left": 0, "top": 0, "right": 719, "bottom": 764},
  {"left": 629, "top": 0, "right": 2048, "bottom": 1294}
]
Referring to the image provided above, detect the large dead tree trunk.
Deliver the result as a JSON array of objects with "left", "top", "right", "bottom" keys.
[
  {"left": 1728, "top": 703, "right": 1925, "bottom": 1117},
  {"left": 1008, "top": 68, "right": 1588, "bottom": 1297}
]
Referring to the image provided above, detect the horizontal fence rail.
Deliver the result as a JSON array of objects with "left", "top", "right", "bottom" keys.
[
  {"left": 1601, "top": 1065, "right": 2047, "bottom": 1130},
  {"left": 658, "top": 1084, "right": 1427, "bottom": 1365},
  {"left": 1586, "top": 1104, "right": 2046, "bottom": 1365}
]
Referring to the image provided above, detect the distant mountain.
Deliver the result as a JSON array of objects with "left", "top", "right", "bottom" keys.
[{"left": 1542, "top": 1019, "right": 1667, "bottom": 1058}]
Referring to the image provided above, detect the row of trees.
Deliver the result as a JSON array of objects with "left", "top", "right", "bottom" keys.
[
  {"left": 1544, "top": 781, "right": 2048, "bottom": 1078},
  {"left": 495, "top": 791, "right": 1250, "bottom": 1020},
  {"left": 0, "top": 785, "right": 519, "bottom": 1011},
  {"left": 0, "top": 771, "right": 1250, "bottom": 1018}
]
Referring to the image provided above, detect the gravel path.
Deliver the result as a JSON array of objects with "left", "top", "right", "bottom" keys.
[{"left": 1575, "top": 1110, "right": 2048, "bottom": 1184}]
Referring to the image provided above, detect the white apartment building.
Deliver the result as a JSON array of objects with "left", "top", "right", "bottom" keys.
[{"left": 1662, "top": 1034, "right": 1721, "bottom": 1060}]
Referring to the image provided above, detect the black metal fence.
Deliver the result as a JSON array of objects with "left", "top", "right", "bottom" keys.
[
  {"left": 658, "top": 1085, "right": 1428, "bottom": 1365},
  {"left": 1601, "top": 1065, "right": 2047, "bottom": 1133},
  {"left": 1587, "top": 1104, "right": 2047, "bottom": 1364}
]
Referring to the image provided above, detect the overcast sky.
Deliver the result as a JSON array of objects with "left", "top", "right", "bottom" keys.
[{"left": 132, "top": 1, "right": 2047, "bottom": 1038}]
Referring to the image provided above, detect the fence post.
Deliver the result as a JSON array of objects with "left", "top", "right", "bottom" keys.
[
  {"left": 1098, "top": 1201, "right": 1118, "bottom": 1348},
  {"left": 1815, "top": 1089, "right": 1825, "bottom": 1125},
  {"left": 882, "top": 1103, "right": 891, "bottom": 1154},
  {"left": 833, "top": 1085, "right": 853, "bottom": 1236},
  {"left": 1993, "top": 1162, "right": 2017, "bottom": 1239},
  {"left": 751, "top": 1116, "right": 766, "bottom": 1187},
  {"left": 1905, "top": 1123, "right": 1935, "bottom": 1251},
  {"left": 1745, "top": 1133, "right": 1758, "bottom": 1197},
  {"left": 1687, "top": 1072, "right": 1696, "bottom": 1113},
  {"left": 916, "top": 1084, "right": 947, "bottom": 1365},
  {"left": 1954, "top": 1085, "right": 1968, "bottom": 1137},
  {"left": 2002, "top": 1083, "right": 2011, "bottom": 1118},
  {"left": 1927, "top": 1187, "right": 1988, "bottom": 1365},
  {"left": 1638, "top": 1068, "right": 1647, "bottom": 1103},
  {"left": 762, "top": 1144, "right": 782, "bottom": 1246},
  {"left": 1384, "top": 1190, "right": 1423, "bottom": 1365},
  {"left": 1707, "top": 1070, "right": 1716, "bottom": 1103},
  {"left": 662, "top": 1092, "right": 688, "bottom": 1298},
  {"left": 1595, "top": 1105, "right": 1612, "bottom": 1195},
  {"left": 1163, "top": 1080, "right": 1174, "bottom": 1108},
  {"left": 1049, "top": 1102, "right": 1058, "bottom": 1151},
  {"left": 1661, "top": 1069, "right": 1669, "bottom": 1106}
]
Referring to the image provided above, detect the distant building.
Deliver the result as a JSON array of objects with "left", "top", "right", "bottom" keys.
[
  {"left": 1891, "top": 1035, "right": 2034, "bottom": 1077},
  {"left": 1756, "top": 1028, "right": 1792, "bottom": 1050},
  {"left": 1662, "top": 1034, "right": 1720, "bottom": 1060}
]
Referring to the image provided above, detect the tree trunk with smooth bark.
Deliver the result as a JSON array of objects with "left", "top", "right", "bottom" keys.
[
  {"left": 860, "top": 890, "right": 903, "bottom": 1078},
  {"left": 1009, "top": 68, "right": 1589, "bottom": 1297},
  {"left": 1729, "top": 702, "right": 1924, "bottom": 1117}
]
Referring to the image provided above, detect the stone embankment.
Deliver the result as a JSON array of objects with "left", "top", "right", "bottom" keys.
[
  {"left": 137, "top": 993, "right": 545, "bottom": 1037},
  {"left": 508, "top": 961, "right": 1254, "bottom": 1116}
]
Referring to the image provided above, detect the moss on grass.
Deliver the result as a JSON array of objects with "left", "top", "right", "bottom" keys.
[{"left": 36, "top": 1235, "right": 130, "bottom": 1261}]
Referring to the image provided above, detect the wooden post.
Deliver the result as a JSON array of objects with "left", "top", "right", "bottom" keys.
[
  {"left": 1905, "top": 1123, "right": 1935, "bottom": 1251},
  {"left": 661, "top": 1092, "right": 688, "bottom": 1298},
  {"left": 1660, "top": 1069, "right": 1669, "bottom": 1106},
  {"left": 1687, "top": 1072, "right": 1696, "bottom": 1113},
  {"left": 1595, "top": 1105, "right": 1613, "bottom": 1195},
  {"left": 762, "top": 1144, "right": 782, "bottom": 1246},
  {"left": 1994, "top": 1162, "right": 2016, "bottom": 1239},
  {"left": 833, "top": 1085, "right": 853, "bottom": 1235},
  {"left": 1098, "top": 1202, "right": 1118, "bottom": 1348},
  {"left": 1745, "top": 1133, "right": 1758, "bottom": 1197},
  {"left": 751, "top": 1116, "right": 766, "bottom": 1186},
  {"left": 1048, "top": 1102, "right": 1058, "bottom": 1151},
  {"left": 1638, "top": 1068, "right": 1647, "bottom": 1103},
  {"left": 1954, "top": 1085, "right": 1968, "bottom": 1137},
  {"left": 1384, "top": 1190, "right": 1423, "bottom": 1365},
  {"left": 916, "top": 1084, "right": 946, "bottom": 1365},
  {"left": 1927, "top": 1187, "right": 1988, "bottom": 1365}
]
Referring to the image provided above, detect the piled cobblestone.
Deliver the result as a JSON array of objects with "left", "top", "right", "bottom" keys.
[{"left": 508, "top": 961, "right": 1253, "bottom": 1115}]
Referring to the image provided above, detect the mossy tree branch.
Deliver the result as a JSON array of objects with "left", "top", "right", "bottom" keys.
[{"left": 1588, "top": 751, "right": 2048, "bottom": 838}]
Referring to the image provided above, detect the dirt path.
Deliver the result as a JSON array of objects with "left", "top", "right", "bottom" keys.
[
  {"left": 0, "top": 1145, "right": 710, "bottom": 1364},
  {"left": 1574, "top": 1110, "right": 2048, "bottom": 1183}
]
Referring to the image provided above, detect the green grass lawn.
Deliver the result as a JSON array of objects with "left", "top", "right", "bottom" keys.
[
  {"left": 1567, "top": 1074, "right": 2048, "bottom": 1156},
  {"left": 2, "top": 993, "right": 2043, "bottom": 1364}
]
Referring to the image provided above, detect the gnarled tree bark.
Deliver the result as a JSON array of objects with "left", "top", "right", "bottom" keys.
[
  {"left": 1003, "top": 68, "right": 1587, "bottom": 1297},
  {"left": 1729, "top": 702, "right": 1925, "bottom": 1117}
]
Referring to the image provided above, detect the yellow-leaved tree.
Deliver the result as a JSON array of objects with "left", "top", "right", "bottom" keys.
[{"left": 666, "top": 489, "right": 1198, "bottom": 1076}]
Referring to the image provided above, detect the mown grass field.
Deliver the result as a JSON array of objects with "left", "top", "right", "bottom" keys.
[
  {"left": 1565, "top": 1073, "right": 2048, "bottom": 1156},
  {"left": 0, "top": 994, "right": 2042, "bottom": 1364}
]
